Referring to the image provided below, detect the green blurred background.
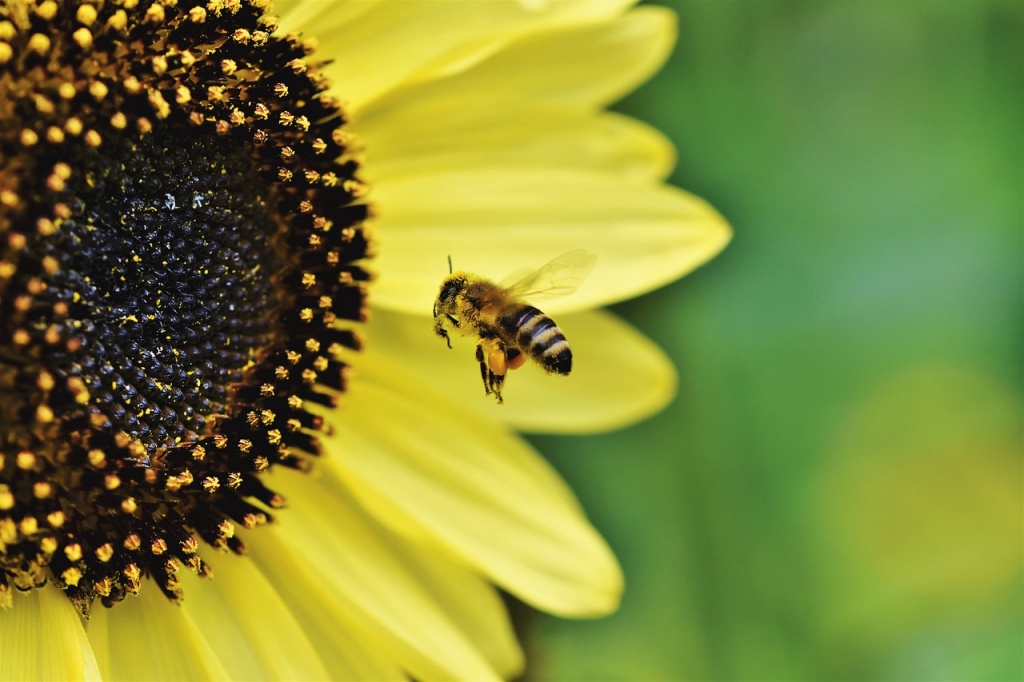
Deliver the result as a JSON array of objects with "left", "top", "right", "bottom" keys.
[{"left": 530, "top": 1, "right": 1023, "bottom": 679}]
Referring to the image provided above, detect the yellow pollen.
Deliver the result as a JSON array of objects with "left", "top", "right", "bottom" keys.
[
  {"left": 37, "top": 371, "right": 55, "bottom": 391},
  {"left": 28, "top": 33, "right": 50, "bottom": 54},
  {"left": 64, "top": 543, "right": 83, "bottom": 562},
  {"left": 96, "top": 544, "right": 115, "bottom": 562},
  {"left": 62, "top": 568, "right": 83, "bottom": 587},
  {"left": 46, "top": 174, "right": 65, "bottom": 192},
  {"left": 145, "top": 3, "right": 165, "bottom": 23},
  {"left": 19, "top": 516, "right": 39, "bottom": 535},
  {"left": 89, "top": 80, "right": 108, "bottom": 100},
  {"left": 72, "top": 27, "right": 93, "bottom": 48},
  {"left": 148, "top": 90, "right": 170, "bottom": 118},
  {"left": 106, "top": 9, "right": 128, "bottom": 31},
  {"left": 35, "top": 0, "right": 59, "bottom": 19},
  {"left": 76, "top": 4, "right": 97, "bottom": 24},
  {"left": 88, "top": 449, "right": 106, "bottom": 467}
]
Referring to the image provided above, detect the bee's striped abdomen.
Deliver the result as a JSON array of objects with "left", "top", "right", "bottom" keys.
[{"left": 498, "top": 304, "right": 572, "bottom": 375}]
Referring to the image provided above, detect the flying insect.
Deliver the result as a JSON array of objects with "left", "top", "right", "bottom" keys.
[{"left": 432, "top": 250, "right": 596, "bottom": 403}]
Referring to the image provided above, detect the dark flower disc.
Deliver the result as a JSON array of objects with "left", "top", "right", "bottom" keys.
[{"left": 0, "top": 0, "right": 369, "bottom": 616}]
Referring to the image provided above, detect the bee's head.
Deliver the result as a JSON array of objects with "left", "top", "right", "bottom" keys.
[
  {"left": 433, "top": 275, "right": 466, "bottom": 318},
  {"left": 433, "top": 255, "right": 458, "bottom": 319}
]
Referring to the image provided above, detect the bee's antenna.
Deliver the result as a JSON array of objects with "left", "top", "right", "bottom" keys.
[{"left": 447, "top": 254, "right": 453, "bottom": 274}]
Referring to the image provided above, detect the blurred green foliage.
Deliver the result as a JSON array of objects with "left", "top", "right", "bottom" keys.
[{"left": 530, "top": 1, "right": 1023, "bottom": 680}]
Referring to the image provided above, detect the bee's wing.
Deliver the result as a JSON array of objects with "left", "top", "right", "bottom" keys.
[{"left": 499, "top": 249, "right": 596, "bottom": 301}]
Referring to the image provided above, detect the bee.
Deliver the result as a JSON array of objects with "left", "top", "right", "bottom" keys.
[{"left": 433, "top": 250, "right": 596, "bottom": 403}]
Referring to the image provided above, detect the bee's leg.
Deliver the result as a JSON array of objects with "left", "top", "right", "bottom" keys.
[
  {"left": 433, "top": 317, "right": 452, "bottom": 349},
  {"left": 489, "top": 372, "right": 505, "bottom": 404},
  {"left": 476, "top": 340, "right": 505, "bottom": 403},
  {"left": 475, "top": 343, "right": 492, "bottom": 396}
]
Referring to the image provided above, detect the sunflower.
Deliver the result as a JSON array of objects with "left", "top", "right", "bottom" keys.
[{"left": 0, "top": 0, "right": 729, "bottom": 679}]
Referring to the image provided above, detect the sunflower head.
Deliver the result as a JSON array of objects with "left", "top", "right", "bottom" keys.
[{"left": 0, "top": 0, "right": 369, "bottom": 616}]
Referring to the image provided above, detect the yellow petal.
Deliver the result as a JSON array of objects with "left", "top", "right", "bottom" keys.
[
  {"left": 319, "top": 374, "right": 624, "bottom": 617},
  {"left": 362, "top": 307, "right": 675, "bottom": 433},
  {"left": 177, "top": 558, "right": 330, "bottom": 680},
  {"left": 251, "top": 503, "right": 525, "bottom": 679},
  {"left": 0, "top": 587, "right": 100, "bottom": 681},
  {"left": 263, "top": 469, "right": 505, "bottom": 681},
  {"left": 360, "top": 110, "right": 675, "bottom": 185},
  {"left": 88, "top": 586, "right": 228, "bottom": 681},
  {"left": 246, "top": 530, "right": 407, "bottom": 681},
  {"left": 276, "top": 0, "right": 379, "bottom": 38},
  {"left": 370, "top": 168, "right": 731, "bottom": 316},
  {"left": 302, "top": 0, "right": 636, "bottom": 112},
  {"left": 356, "top": 6, "right": 675, "bottom": 119},
  {"left": 377, "top": 534, "right": 525, "bottom": 679}
]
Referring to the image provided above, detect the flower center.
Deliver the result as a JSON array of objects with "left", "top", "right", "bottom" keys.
[
  {"left": 45, "top": 129, "right": 281, "bottom": 453},
  {"left": 0, "top": 0, "right": 370, "bottom": 617}
]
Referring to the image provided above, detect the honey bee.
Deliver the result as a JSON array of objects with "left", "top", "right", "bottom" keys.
[{"left": 433, "top": 250, "right": 596, "bottom": 403}]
